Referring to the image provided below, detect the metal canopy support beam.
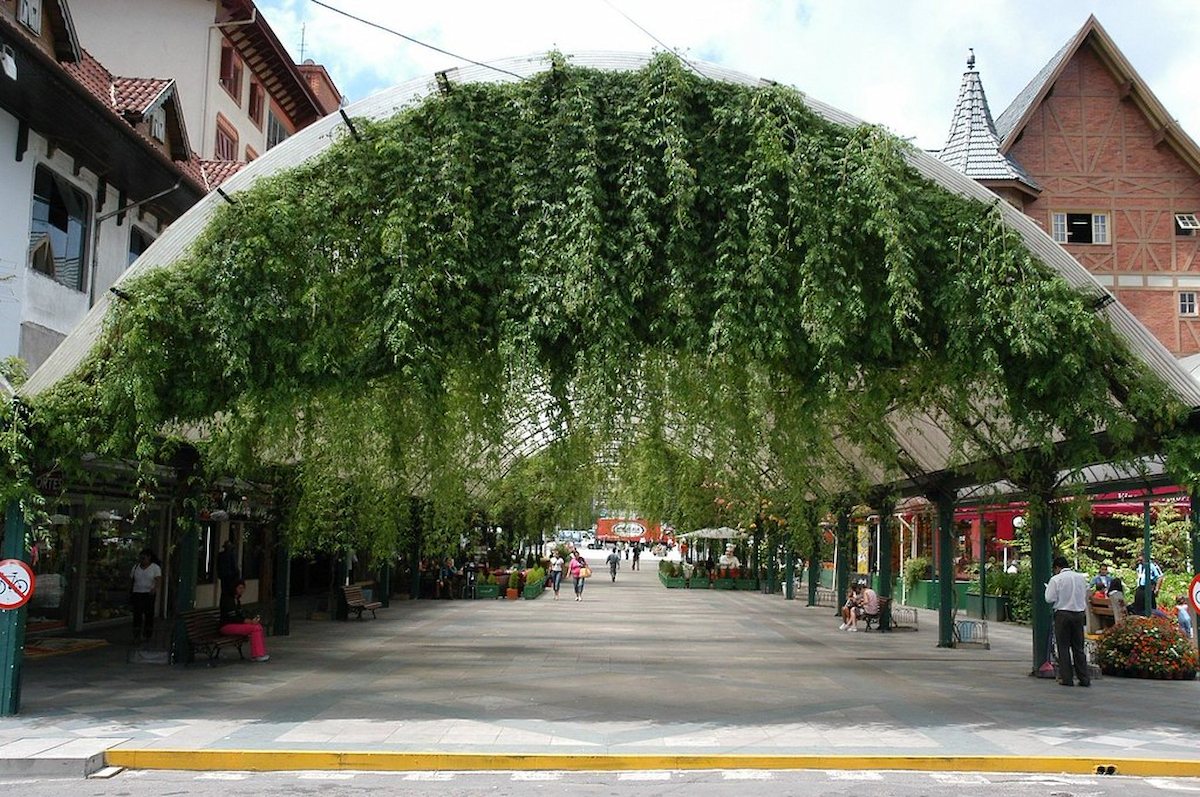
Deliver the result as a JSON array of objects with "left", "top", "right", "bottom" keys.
[
  {"left": 835, "top": 511, "right": 851, "bottom": 617},
  {"left": 934, "top": 490, "right": 955, "bottom": 648},
  {"left": 1192, "top": 487, "right": 1200, "bottom": 585},
  {"left": 806, "top": 531, "right": 820, "bottom": 607},
  {"left": 878, "top": 499, "right": 895, "bottom": 631},
  {"left": 0, "top": 502, "right": 28, "bottom": 715},
  {"left": 171, "top": 510, "right": 199, "bottom": 664},
  {"left": 1143, "top": 499, "right": 1155, "bottom": 615},
  {"left": 784, "top": 545, "right": 795, "bottom": 600},
  {"left": 1030, "top": 498, "right": 1054, "bottom": 675},
  {"left": 273, "top": 539, "right": 291, "bottom": 636}
]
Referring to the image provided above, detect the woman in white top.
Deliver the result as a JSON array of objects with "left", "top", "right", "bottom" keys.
[
  {"left": 129, "top": 548, "right": 161, "bottom": 641},
  {"left": 1107, "top": 577, "right": 1128, "bottom": 623},
  {"left": 549, "top": 551, "right": 565, "bottom": 600}
]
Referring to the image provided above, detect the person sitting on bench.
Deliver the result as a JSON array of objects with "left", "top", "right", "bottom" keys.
[{"left": 219, "top": 580, "right": 270, "bottom": 662}]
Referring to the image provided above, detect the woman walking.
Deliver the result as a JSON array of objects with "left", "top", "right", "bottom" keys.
[
  {"left": 549, "top": 549, "right": 565, "bottom": 600},
  {"left": 569, "top": 550, "right": 589, "bottom": 601}
]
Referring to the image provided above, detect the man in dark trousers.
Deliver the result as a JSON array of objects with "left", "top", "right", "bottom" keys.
[
  {"left": 606, "top": 547, "right": 621, "bottom": 582},
  {"left": 217, "top": 535, "right": 240, "bottom": 598},
  {"left": 1045, "top": 555, "right": 1091, "bottom": 687}
]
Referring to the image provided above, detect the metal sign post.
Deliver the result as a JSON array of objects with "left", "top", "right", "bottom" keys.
[{"left": 0, "top": 503, "right": 30, "bottom": 715}]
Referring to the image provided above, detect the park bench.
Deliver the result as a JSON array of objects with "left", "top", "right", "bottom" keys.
[
  {"left": 342, "top": 584, "right": 382, "bottom": 620},
  {"left": 180, "top": 608, "right": 247, "bottom": 666},
  {"left": 862, "top": 596, "right": 888, "bottom": 631}
]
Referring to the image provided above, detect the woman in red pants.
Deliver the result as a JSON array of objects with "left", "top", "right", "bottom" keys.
[{"left": 219, "top": 580, "right": 270, "bottom": 662}]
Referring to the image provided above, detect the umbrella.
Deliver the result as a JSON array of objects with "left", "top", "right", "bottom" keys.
[{"left": 680, "top": 526, "right": 745, "bottom": 540}]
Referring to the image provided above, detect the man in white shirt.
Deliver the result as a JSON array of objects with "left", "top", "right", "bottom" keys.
[{"left": 1045, "top": 555, "right": 1091, "bottom": 687}]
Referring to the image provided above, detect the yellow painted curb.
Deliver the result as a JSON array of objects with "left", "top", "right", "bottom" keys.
[{"left": 104, "top": 750, "right": 1200, "bottom": 778}]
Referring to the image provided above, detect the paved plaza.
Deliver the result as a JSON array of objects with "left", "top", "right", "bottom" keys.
[{"left": 2, "top": 554, "right": 1198, "bottom": 777}]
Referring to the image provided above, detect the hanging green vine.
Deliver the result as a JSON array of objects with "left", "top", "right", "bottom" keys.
[{"left": 18, "top": 53, "right": 1187, "bottom": 558}]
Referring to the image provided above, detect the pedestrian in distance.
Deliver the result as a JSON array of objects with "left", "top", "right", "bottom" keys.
[
  {"left": 1133, "top": 553, "right": 1163, "bottom": 614},
  {"left": 549, "top": 549, "right": 565, "bottom": 599},
  {"left": 1045, "top": 555, "right": 1090, "bottom": 687},
  {"left": 606, "top": 546, "right": 621, "bottom": 582},
  {"left": 217, "top": 535, "right": 240, "bottom": 598},
  {"left": 569, "top": 550, "right": 589, "bottom": 601},
  {"left": 632, "top": 543, "right": 641, "bottom": 571},
  {"left": 129, "top": 548, "right": 161, "bottom": 642},
  {"left": 1176, "top": 594, "right": 1193, "bottom": 640}
]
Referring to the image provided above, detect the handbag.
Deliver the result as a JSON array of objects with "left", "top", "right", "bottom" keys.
[{"left": 579, "top": 566, "right": 593, "bottom": 579}]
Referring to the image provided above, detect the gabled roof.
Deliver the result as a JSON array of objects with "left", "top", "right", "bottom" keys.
[
  {"left": 63, "top": 50, "right": 192, "bottom": 161},
  {"left": 995, "top": 15, "right": 1200, "bottom": 176},
  {"left": 937, "top": 50, "right": 1039, "bottom": 194}
]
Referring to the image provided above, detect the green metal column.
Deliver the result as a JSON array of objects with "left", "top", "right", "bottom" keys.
[
  {"left": 934, "top": 490, "right": 955, "bottom": 648},
  {"left": 1191, "top": 487, "right": 1200, "bottom": 583},
  {"left": 335, "top": 552, "right": 351, "bottom": 621},
  {"left": 806, "top": 526, "right": 820, "bottom": 607},
  {"left": 273, "top": 539, "right": 291, "bottom": 636},
  {"left": 784, "top": 545, "right": 795, "bottom": 600},
  {"left": 379, "top": 561, "right": 391, "bottom": 608},
  {"left": 835, "top": 510, "right": 851, "bottom": 617},
  {"left": 878, "top": 501, "right": 894, "bottom": 631},
  {"left": 409, "top": 541, "right": 422, "bottom": 599},
  {"left": 0, "top": 502, "right": 29, "bottom": 715},
  {"left": 1030, "top": 502, "right": 1054, "bottom": 675},
  {"left": 766, "top": 529, "right": 777, "bottom": 594},
  {"left": 1143, "top": 499, "right": 1154, "bottom": 615},
  {"left": 171, "top": 510, "right": 199, "bottom": 664}
]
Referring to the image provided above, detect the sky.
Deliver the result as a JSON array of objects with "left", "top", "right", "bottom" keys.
[{"left": 253, "top": 1, "right": 1200, "bottom": 151}]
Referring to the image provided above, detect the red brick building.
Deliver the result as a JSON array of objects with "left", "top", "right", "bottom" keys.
[{"left": 940, "top": 16, "right": 1200, "bottom": 356}]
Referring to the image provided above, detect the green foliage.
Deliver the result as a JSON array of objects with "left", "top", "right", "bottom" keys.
[
  {"left": 17, "top": 54, "right": 1184, "bottom": 559},
  {"left": 903, "top": 555, "right": 931, "bottom": 594},
  {"left": 508, "top": 570, "right": 522, "bottom": 590},
  {"left": 1084, "top": 503, "right": 1194, "bottom": 587}
]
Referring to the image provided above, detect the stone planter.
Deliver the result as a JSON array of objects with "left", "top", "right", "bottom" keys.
[{"left": 505, "top": 588, "right": 520, "bottom": 600}]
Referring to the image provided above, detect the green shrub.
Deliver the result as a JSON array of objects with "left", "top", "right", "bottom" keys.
[{"left": 508, "top": 571, "right": 521, "bottom": 590}]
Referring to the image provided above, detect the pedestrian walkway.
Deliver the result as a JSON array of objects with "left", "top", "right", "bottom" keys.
[{"left": 3, "top": 557, "right": 1199, "bottom": 777}]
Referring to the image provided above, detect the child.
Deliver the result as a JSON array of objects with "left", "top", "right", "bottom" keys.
[{"left": 1176, "top": 595, "right": 1193, "bottom": 641}]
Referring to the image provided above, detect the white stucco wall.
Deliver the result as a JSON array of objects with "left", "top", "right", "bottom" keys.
[
  {"left": 67, "top": 0, "right": 214, "bottom": 156},
  {"left": 0, "top": 110, "right": 33, "bottom": 363}
]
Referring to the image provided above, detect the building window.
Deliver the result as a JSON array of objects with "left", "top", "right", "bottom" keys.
[
  {"left": 148, "top": 107, "right": 166, "bottom": 142},
  {"left": 218, "top": 41, "right": 242, "bottom": 102},
  {"left": 28, "top": 166, "right": 89, "bottom": 292},
  {"left": 245, "top": 145, "right": 258, "bottom": 162},
  {"left": 18, "top": 0, "right": 41, "bottom": 34},
  {"left": 214, "top": 116, "right": 238, "bottom": 161},
  {"left": 128, "top": 227, "right": 153, "bottom": 267},
  {"left": 248, "top": 81, "right": 265, "bottom": 128},
  {"left": 266, "top": 111, "right": 289, "bottom": 151},
  {"left": 1175, "top": 213, "right": 1200, "bottom": 237},
  {"left": 1182, "top": 292, "right": 1198, "bottom": 316},
  {"left": 1051, "top": 212, "right": 1109, "bottom": 245}
]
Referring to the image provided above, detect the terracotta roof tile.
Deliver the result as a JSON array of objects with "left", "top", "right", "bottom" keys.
[
  {"left": 62, "top": 49, "right": 116, "bottom": 109},
  {"left": 113, "top": 76, "right": 171, "bottom": 114},
  {"left": 199, "top": 159, "right": 246, "bottom": 190}
]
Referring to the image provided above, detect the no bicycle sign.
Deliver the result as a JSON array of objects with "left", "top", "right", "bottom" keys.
[
  {"left": 0, "top": 560, "right": 34, "bottom": 610},
  {"left": 1190, "top": 573, "right": 1200, "bottom": 617}
]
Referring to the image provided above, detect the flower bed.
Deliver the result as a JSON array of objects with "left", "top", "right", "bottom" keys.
[{"left": 1096, "top": 615, "right": 1199, "bottom": 680}]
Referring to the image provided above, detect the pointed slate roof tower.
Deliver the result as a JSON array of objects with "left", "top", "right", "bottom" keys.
[{"left": 937, "top": 49, "right": 1040, "bottom": 207}]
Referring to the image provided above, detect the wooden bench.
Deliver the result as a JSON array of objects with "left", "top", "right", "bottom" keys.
[
  {"left": 862, "top": 596, "right": 888, "bottom": 631},
  {"left": 342, "top": 584, "right": 382, "bottom": 620},
  {"left": 180, "top": 608, "right": 247, "bottom": 666}
]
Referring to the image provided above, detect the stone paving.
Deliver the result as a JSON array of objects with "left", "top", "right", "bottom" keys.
[{"left": 2, "top": 554, "right": 1198, "bottom": 771}]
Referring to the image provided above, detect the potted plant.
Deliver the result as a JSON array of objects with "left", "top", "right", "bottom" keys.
[
  {"left": 1096, "top": 615, "right": 1198, "bottom": 679},
  {"left": 505, "top": 570, "right": 521, "bottom": 600},
  {"left": 689, "top": 564, "right": 709, "bottom": 589}
]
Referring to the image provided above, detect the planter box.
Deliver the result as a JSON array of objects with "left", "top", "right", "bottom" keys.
[
  {"left": 734, "top": 578, "right": 759, "bottom": 591},
  {"left": 711, "top": 578, "right": 735, "bottom": 590},
  {"left": 905, "top": 580, "right": 970, "bottom": 610},
  {"left": 523, "top": 577, "right": 546, "bottom": 600},
  {"left": 966, "top": 592, "right": 1011, "bottom": 621},
  {"left": 688, "top": 578, "right": 709, "bottom": 589},
  {"left": 475, "top": 583, "right": 500, "bottom": 599},
  {"left": 659, "top": 573, "right": 686, "bottom": 589}
]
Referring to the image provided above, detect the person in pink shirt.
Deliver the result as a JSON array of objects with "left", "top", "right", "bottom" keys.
[{"left": 219, "top": 580, "right": 270, "bottom": 662}]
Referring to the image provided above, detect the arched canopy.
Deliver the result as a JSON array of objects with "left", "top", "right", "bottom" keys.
[{"left": 18, "top": 51, "right": 1200, "bottom": 555}]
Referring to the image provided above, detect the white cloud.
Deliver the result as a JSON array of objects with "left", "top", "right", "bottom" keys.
[{"left": 258, "top": 0, "right": 1200, "bottom": 150}]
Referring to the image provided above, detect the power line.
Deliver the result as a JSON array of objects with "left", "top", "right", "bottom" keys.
[
  {"left": 307, "top": 0, "right": 528, "bottom": 81},
  {"left": 598, "top": 0, "right": 701, "bottom": 75}
]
